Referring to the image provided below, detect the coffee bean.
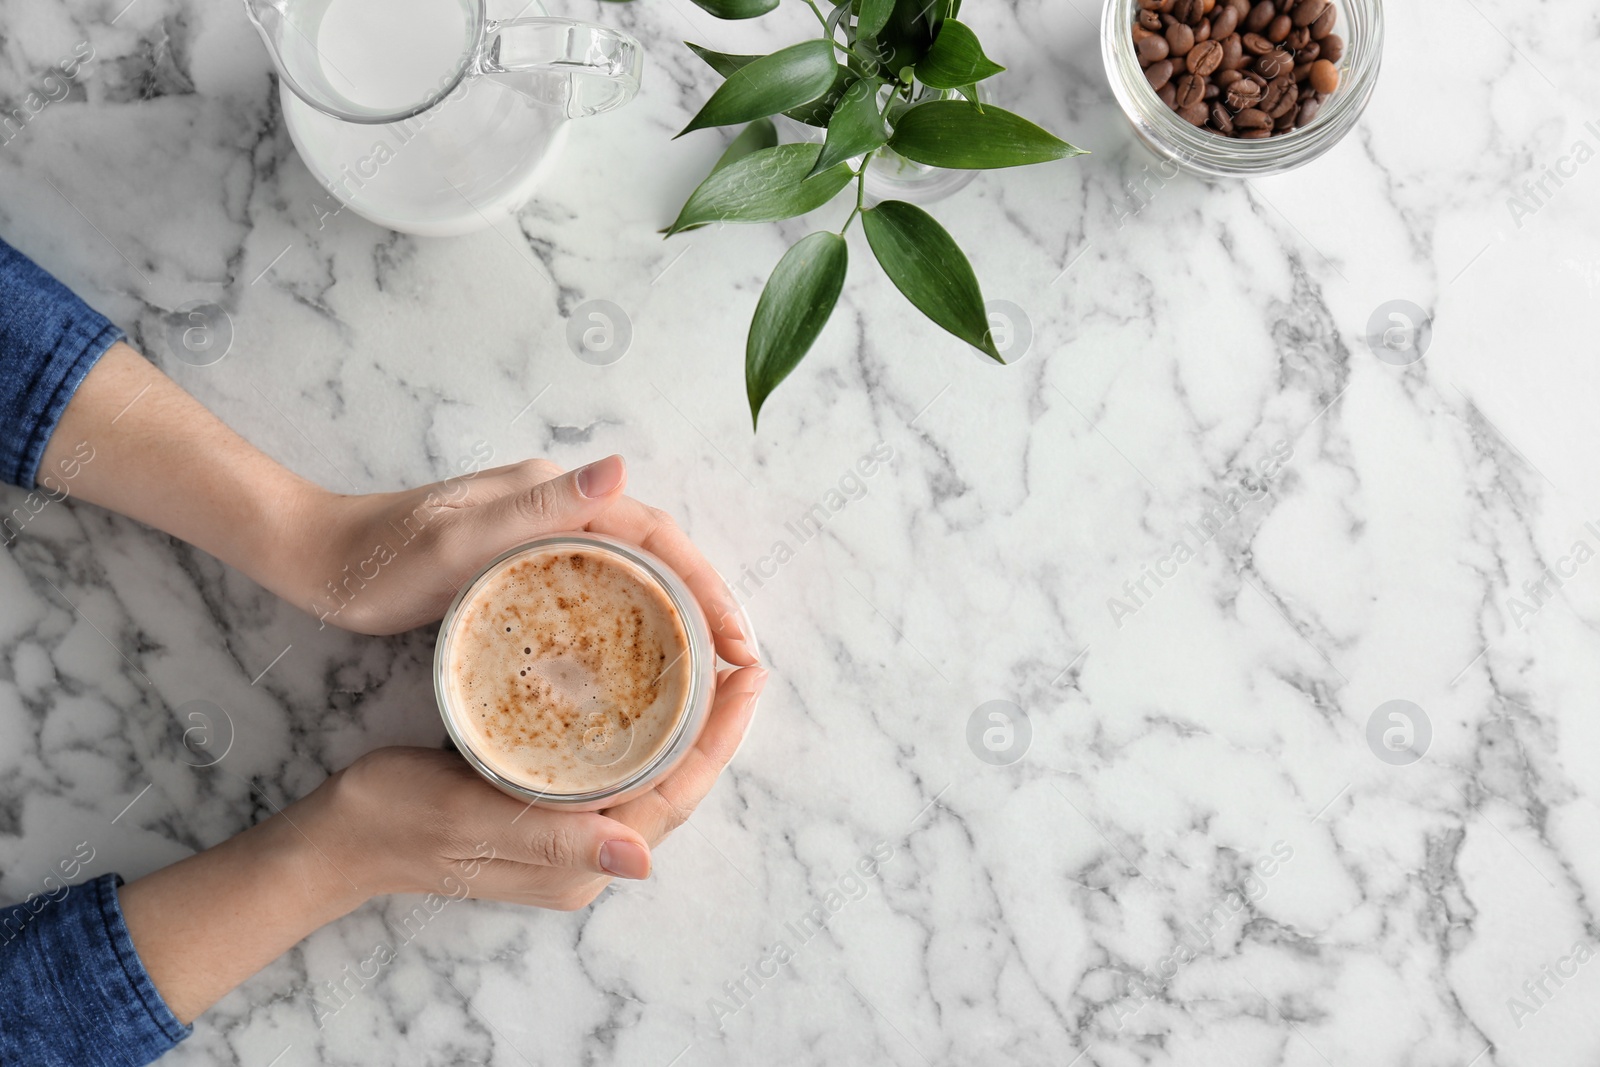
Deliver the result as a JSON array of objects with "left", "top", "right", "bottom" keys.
[
  {"left": 1138, "top": 33, "right": 1171, "bottom": 64},
  {"left": 1291, "top": 0, "right": 1327, "bottom": 26},
  {"left": 1255, "top": 49, "right": 1293, "bottom": 77},
  {"left": 1166, "top": 22, "right": 1195, "bottom": 56},
  {"left": 1268, "top": 80, "right": 1299, "bottom": 118},
  {"left": 1309, "top": 57, "right": 1339, "bottom": 93},
  {"left": 1187, "top": 39, "right": 1224, "bottom": 75},
  {"left": 1175, "top": 72, "right": 1206, "bottom": 107},
  {"left": 1259, "top": 76, "right": 1284, "bottom": 113},
  {"left": 1221, "top": 33, "right": 1246, "bottom": 68},
  {"left": 1311, "top": 3, "right": 1336, "bottom": 37},
  {"left": 1225, "top": 78, "right": 1262, "bottom": 109},
  {"left": 1132, "top": 0, "right": 1344, "bottom": 141}
]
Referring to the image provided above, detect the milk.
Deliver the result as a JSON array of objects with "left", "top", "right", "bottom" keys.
[
  {"left": 278, "top": 0, "right": 570, "bottom": 235},
  {"left": 311, "top": 0, "right": 473, "bottom": 113}
]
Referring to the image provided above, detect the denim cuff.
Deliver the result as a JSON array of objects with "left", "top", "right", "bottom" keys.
[
  {"left": 0, "top": 235, "right": 124, "bottom": 489},
  {"left": 0, "top": 873, "right": 191, "bottom": 1066}
]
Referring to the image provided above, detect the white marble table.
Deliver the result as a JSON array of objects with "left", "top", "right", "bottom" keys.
[{"left": 4, "top": 0, "right": 1600, "bottom": 1063}]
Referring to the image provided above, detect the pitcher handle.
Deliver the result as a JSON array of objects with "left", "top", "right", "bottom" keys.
[{"left": 477, "top": 17, "right": 643, "bottom": 119}]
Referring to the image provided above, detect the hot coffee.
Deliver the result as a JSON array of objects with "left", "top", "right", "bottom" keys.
[{"left": 437, "top": 536, "right": 711, "bottom": 806}]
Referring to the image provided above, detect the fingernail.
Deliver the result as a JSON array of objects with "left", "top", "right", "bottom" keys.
[
  {"left": 577, "top": 455, "right": 625, "bottom": 499},
  {"left": 731, "top": 690, "right": 759, "bottom": 733},
  {"left": 725, "top": 682, "right": 765, "bottom": 766},
  {"left": 738, "top": 676, "right": 767, "bottom": 720},
  {"left": 600, "top": 840, "right": 651, "bottom": 880},
  {"left": 713, "top": 571, "right": 761, "bottom": 660}
]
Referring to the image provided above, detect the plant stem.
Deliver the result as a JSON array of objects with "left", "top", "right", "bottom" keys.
[{"left": 839, "top": 167, "right": 868, "bottom": 235}]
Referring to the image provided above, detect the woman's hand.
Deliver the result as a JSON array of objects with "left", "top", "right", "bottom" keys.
[
  {"left": 40, "top": 345, "right": 757, "bottom": 663},
  {"left": 121, "top": 665, "right": 767, "bottom": 1022},
  {"left": 316, "top": 664, "right": 767, "bottom": 910},
  {"left": 292, "top": 454, "right": 759, "bottom": 664}
]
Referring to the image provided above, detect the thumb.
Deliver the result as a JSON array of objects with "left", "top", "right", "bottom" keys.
[
  {"left": 498, "top": 809, "right": 654, "bottom": 879},
  {"left": 457, "top": 454, "right": 627, "bottom": 552}
]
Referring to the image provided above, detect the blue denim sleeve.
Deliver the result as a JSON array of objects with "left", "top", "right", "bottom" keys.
[
  {"left": 0, "top": 234, "right": 124, "bottom": 489},
  {"left": 0, "top": 873, "right": 190, "bottom": 1066}
]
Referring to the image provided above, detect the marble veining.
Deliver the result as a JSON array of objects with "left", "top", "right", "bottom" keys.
[{"left": 4, "top": 0, "right": 1600, "bottom": 1063}]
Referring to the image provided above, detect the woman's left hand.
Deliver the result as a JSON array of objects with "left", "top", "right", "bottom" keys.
[{"left": 290, "top": 454, "right": 758, "bottom": 664}]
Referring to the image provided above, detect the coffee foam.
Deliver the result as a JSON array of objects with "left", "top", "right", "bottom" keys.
[{"left": 446, "top": 547, "right": 692, "bottom": 794}]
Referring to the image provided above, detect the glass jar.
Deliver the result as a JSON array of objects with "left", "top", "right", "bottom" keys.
[
  {"left": 777, "top": 84, "right": 982, "bottom": 204},
  {"left": 863, "top": 86, "right": 981, "bottom": 204},
  {"left": 1101, "top": 0, "right": 1383, "bottom": 178},
  {"left": 434, "top": 533, "right": 715, "bottom": 811}
]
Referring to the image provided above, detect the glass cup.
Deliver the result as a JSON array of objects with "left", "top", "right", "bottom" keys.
[
  {"left": 434, "top": 534, "right": 715, "bottom": 812},
  {"left": 1101, "top": 0, "right": 1383, "bottom": 178}
]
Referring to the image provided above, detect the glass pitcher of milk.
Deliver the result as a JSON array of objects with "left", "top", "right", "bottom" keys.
[{"left": 245, "top": 0, "right": 642, "bottom": 235}]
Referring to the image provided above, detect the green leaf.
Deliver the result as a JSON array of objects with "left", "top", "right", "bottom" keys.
[
  {"left": 914, "top": 20, "right": 1004, "bottom": 89},
  {"left": 808, "top": 79, "right": 888, "bottom": 177},
  {"left": 677, "top": 40, "right": 841, "bottom": 138},
  {"left": 861, "top": 200, "right": 1000, "bottom": 361},
  {"left": 887, "top": 100, "right": 1086, "bottom": 169},
  {"left": 747, "top": 233, "right": 849, "bottom": 428},
  {"left": 883, "top": 0, "right": 937, "bottom": 67},
  {"left": 686, "top": 42, "right": 851, "bottom": 126},
  {"left": 686, "top": 43, "right": 758, "bottom": 79},
  {"left": 857, "top": 0, "right": 895, "bottom": 37},
  {"left": 686, "top": 0, "right": 778, "bottom": 19},
  {"left": 712, "top": 118, "right": 778, "bottom": 174},
  {"left": 666, "top": 143, "right": 854, "bottom": 235},
  {"left": 781, "top": 65, "right": 857, "bottom": 127}
]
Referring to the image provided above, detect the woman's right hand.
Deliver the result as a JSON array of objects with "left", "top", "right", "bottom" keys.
[{"left": 313, "top": 664, "right": 768, "bottom": 911}]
